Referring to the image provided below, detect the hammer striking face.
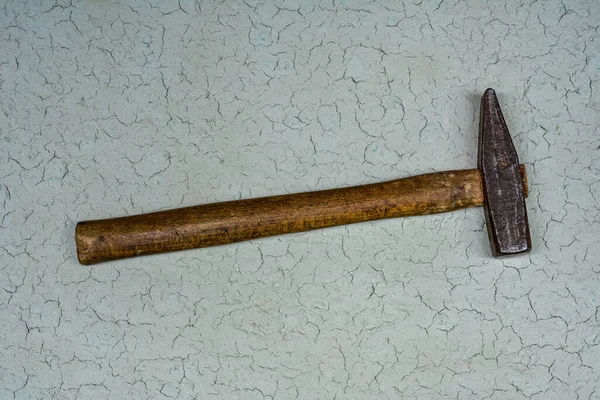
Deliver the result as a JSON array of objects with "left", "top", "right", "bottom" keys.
[{"left": 479, "top": 89, "right": 532, "bottom": 256}]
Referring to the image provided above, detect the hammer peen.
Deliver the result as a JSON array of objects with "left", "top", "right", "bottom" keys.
[{"left": 76, "top": 89, "right": 531, "bottom": 265}]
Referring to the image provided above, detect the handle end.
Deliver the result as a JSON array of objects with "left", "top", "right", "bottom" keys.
[
  {"left": 76, "top": 221, "right": 109, "bottom": 265},
  {"left": 76, "top": 222, "right": 92, "bottom": 265}
]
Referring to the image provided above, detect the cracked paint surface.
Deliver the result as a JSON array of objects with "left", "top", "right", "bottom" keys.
[{"left": 1, "top": 0, "right": 599, "bottom": 399}]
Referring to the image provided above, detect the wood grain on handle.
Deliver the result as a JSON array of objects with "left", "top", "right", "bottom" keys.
[{"left": 76, "top": 166, "right": 527, "bottom": 265}]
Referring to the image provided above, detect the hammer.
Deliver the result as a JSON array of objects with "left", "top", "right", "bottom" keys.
[{"left": 76, "top": 89, "right": 531, "bottom": 265}]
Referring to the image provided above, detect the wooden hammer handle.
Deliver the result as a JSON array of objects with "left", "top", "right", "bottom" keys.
[{"left": 76, "top": 166, "right": 527, "bottom": 265}]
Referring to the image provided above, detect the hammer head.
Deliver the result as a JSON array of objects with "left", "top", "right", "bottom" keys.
[{"left": 478, "top": 89, "right": 531, "bottom": 256}]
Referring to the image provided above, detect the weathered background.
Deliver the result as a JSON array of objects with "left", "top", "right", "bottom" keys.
[{"left": 1, "top": 0, "right": 599, "bottom": 399}]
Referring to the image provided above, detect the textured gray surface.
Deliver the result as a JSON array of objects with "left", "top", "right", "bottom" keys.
[{"left": 1, "top": 1, "right": 599, "bottom": 399}]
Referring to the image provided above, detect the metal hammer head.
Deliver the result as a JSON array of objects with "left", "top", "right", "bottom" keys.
[{"left": 478, "top": 89, "right": 531, "bottom": 256}]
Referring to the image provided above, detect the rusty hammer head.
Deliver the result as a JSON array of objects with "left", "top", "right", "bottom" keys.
[{"left": 478, "top": 89, "right": 532, "bottom": 256}]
